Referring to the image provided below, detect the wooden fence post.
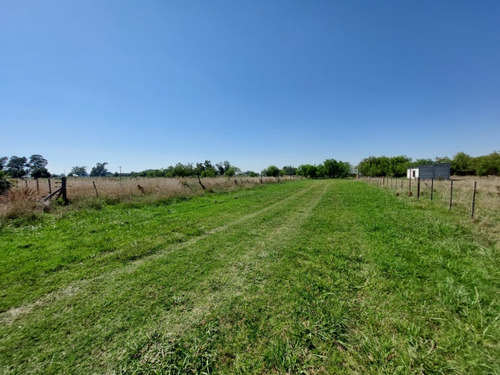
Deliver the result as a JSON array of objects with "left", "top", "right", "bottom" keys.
[
  {"left": 471, "top": 181, "right": 477, "bottom": 218},
  {"left": 417, "top": 178, "right": 421, "bottom": 199},
  {"left": 48, "top": 178, "right": 52, "bottom": 194},
  {"left": 197, "top": 175, "right": 206, "bottom": 190},
  {"left": 449, "top": 180, "right": 454, "bottom": 210},
  {"left": 93, "top": 181, "right": 99, "bottom": 196},
  {"left": 61, "top": 177, "right": 68, "bottom": 204},
  {"left": 36, "top": 178, "right": 39, "bottom": 194},
  {"left": 430, "top": 178, "right": 434, "bottom": 201}
]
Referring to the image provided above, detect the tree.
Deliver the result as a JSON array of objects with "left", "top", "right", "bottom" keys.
[
  {"left": 388, "top": 156, "right": 411, "bottom": 177},
  {"left": 216, "top": 161, "right": 232, "bottom": 176},
  {"left": 90, "top": 162, "right": 109, "bottom": 177},
  {"left": 71, "top": 166, "right": 88, "bottom": 177},
  {"left": 201, "top": 169, "right": 216, "bottom": 178},
  {"left": 297, "top": 164, "right": 318, "bottom": 178},
  {"left": 281, "top": 165, "right": 297, "bottom": 176},
  {"left": 6, "top": 156, "right": 28, "bottom": 178},
  {"left": 435, "top": 156, "right": 451, "bottom": 164},
  {"left": 0, "top": 157, "right": 7, "bottom": 170},
  {"left": 262, "top": 165, "right": 280, "bottom": 177},
  {"left": 337, "top": 161, "right": 352, "bottom": 178},
  {"left": 452, "top": 152, "right": 474, "bottom": 175},
  {"left": 28, "top": 154, "right": 50, "bottom": 178},
  {"left": 358, "top": 156, "right": 409, "bottom": 177},
  {"left": 473, "top": 152, "right": 500, "bottom": 176},
  {"left": 322, "top": 159, "right": 341, "bottom": 178},
  {"left": 224, "top": 167, "right": 239, "bottom": 177}
]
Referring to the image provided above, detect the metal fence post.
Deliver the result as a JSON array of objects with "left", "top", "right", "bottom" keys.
[
  {"left": 449, "top": 180, "right": 454, "bottom": 210},
  {"left": 471, "top": 181, "right": 477, "bottom": 218}
]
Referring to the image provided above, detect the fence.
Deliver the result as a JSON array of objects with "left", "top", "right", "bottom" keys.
[
  {"left": 360, "top": 176, "right": 500, "bottom": 220},
  {"left": 0, "top": 175, "right": 296, "bottom": 204}
]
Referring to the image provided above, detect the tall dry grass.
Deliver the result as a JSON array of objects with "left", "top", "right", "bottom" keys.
[{"left": 0, "top": 176, "right": 298, "bottom": 219}]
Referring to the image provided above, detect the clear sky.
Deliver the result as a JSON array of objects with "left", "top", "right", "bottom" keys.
[{"left": 1, "top": 1, "right": 499, "bottom": 174}]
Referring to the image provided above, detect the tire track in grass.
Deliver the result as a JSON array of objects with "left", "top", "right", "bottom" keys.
[
  {"left": 0, "top": 182, "right": 329, "bottom": 374},
  {"left": 0, "top": 182, "right": 316, "bottom": 325},
  {"left": 113, "top": 181, "right": 330, "bottom": 373},
  {"left": 91, "top": 181, "right": 330, "bottom": 372}
]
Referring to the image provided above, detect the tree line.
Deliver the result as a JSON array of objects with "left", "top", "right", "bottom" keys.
[
  {"left": 358, "top": 151, "right": 500, "bottom": 177},
  {"left": 1, "top": 150, "right": 498, "bottom": 191}
]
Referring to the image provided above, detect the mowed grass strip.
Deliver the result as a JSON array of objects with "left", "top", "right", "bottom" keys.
[
  {"left": 1, "top": 180, "right": 498, "bottom": 374},
  {"left": 0, "top": 181, "right": 310, "bottom": 312},
  {"left": 0, "top": 180, "right": 324, "bottom": 372}
]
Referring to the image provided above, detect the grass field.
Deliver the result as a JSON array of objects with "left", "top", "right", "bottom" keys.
[{"left": 0, "top": 180, "right": 498, "bottom": 374}]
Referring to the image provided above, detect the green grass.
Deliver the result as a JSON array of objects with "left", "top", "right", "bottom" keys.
[{"left": 0, "top": 180, "right": 498, "bottom": 374}]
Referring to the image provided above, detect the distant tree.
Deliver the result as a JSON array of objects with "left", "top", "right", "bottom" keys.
[
  {"left": 71, "top": 166, "right": 88, "bottom": 177},
  {"left": 321, "top": 159, "right": 341, "bottom": 178},
  {"left": 224, "top": 167, "right": 239, "bottom": 177},
  {"left": 358, "top": 156, "right": 409, "bottom": 177},
  {"left": 434, "top": 156, "right": 451, "bottom": 164},
  {"left": 451, "top": 152, "right": 474, "bottom": 175},
  {"left": 281, "top": 165, "right": 297, "bottom": 176},
  {"left": 337, "top": 161, "right": 352, "bottom": 178},
  {"left": 409, "top": 158, "right": 434, "bottom": 167},
  {"left": 6, "top": 156, "right": 28, "bottom": 178},
  {"left": 145, "top": 169, "right": 164, "bottom": 178},
  {"left": 201, "top": 169, "right": 216, "bottom": 178},
  {"left": 297, "top": 164, "right": 318, "bottom": 178},
  {"left": 194, "top": 160, "right": 217, "bottom": 177},
  {"left": 472, "top": 152, "right": 500, "bottom": 176},
  {"left": 262, "top": 165, "right": 280, "bottom": 177},
  {"left": 28, "top": 154, "right": 50, "bottom": 178},
  {"left": 0, "top": 156, "right": 7, "bottom": 170},
  {"left": 168, "top": 163, "right": 194, "bottom": 177},
  {"left": 90, "top": 162, "right": 109, "bottom": 177},
  {"left": 216, "top": 161, "right": 232, "bottom": 176},
  {"left": 357, "top": 156, "right": 389, "bottom": 177},
  {"left": 388, "top": 156, "right": 411, "bottom": 177}
]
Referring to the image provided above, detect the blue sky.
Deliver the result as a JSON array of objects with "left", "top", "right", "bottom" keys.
[{"left": 1, "top": 1, "right": 499, "bottom": 174}]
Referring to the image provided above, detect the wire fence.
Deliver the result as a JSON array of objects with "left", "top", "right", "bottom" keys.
[{"left": 360, "top": 176, "right": 500, "bottom": 221}]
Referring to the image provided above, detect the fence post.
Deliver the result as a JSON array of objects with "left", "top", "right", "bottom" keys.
[
  {"left": 93, "top": 181, "right": 99, "bottom": 196},
  {"left": 36, "top": 178, "right": 39, "bottom": 194},
  {"left": 417, "top": 178, "right": 421, "bottom": 199},
  {"left": 408, "top": 177, "right": 412, "bottom": 195},
  {"left": 48, "top": 178, "right": 52, "bottom": 194},
  {"left": 471, "top": 181, "right": 477, "bottom": 218},
  {"left": 449, "top": 180, "right": 454, "bottom": 210},
  {"left": 61, "top": 177, "right": 68, "bottom": 204},
  {"left": 430, "top": 178, "right": 434, "bottom": 201}
]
